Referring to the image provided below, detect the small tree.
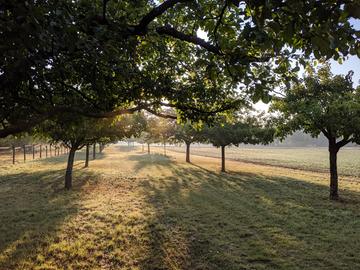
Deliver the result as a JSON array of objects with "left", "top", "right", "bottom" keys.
[
  {"left": 138, "top": 116, "right": 162, "bottom": 154},
  {"left": 272, "top": 65, "right": 360, "bottom": 200},
  {"left": 174, "top": 122, "right": 205, "bottom": 163},
  {"left": 38, "top": 114, "right": 145, "bottom": 189},
  {"left": 157, "top": 117, "right": 176, "bottom": 156},
  {"left": 204, "top": 116, "right": 274, "bottom": 172}
]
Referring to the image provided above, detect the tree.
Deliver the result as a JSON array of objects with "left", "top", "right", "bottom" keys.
[
  {"left": 272, "top": 65, "right": 360, "bottom": 200},
  {"left": 174, "top": 122, "right": 205, "bottom": 163},
  {"left": 38, "top": 113, "right": 145, "bottom": 189},
  {"left": 157, "top": 117, "right": 177, "bottom": 156},
  {"left": 1, "top": 1, "right": 358, "bottom": 138},
  {"left": 138, "top": 116, "right": 162, "bottom": 154},
  {"left": 204, "top": 115, "right": 274, "bottom": 172}
]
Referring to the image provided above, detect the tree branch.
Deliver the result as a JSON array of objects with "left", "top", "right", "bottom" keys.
[
  {"left": 131, "top": 0, "right": 190, "bottom": 35},
  {"left": 156, "top": 25, "right": 222, "bottom": 54},
  {"left": 145, "top": 108, "right": 177, "bottom": 119},
  {"left": 336, "top": 137, "right": 352, "bottom": 148}
]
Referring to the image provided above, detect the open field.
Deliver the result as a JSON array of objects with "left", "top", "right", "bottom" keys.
[
  {"left": 1, "top": 145, "right": 360, "bottom": 269},
  {"left": 153, "top": 145, "right": 360, "bottom": 178}
]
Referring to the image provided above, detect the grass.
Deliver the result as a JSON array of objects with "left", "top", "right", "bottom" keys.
[
  {"left": 159, "top": 145, "right": 360, "bottom": 177},
  {"left": 1, "top": 145, "right": 360, "bottom": 269}
]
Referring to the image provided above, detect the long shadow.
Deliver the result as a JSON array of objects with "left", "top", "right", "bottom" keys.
[
  {"left": 114, "top": 145, "right": 139, "bottom": 152},
  {"left": 137, "top": 163, "right": 360, "bottom": 269},
  {"left": 0, "top": 167, "right": 101, "bottom": 269},
  {"left": 127, "top": 153, "right": 175, "bottom": 173}
]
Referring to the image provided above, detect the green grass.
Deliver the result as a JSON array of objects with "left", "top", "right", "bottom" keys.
[
  {"left": 162, "top": 145, "right": 360, "bottom": 177},
  {"left": 1, "top": 145, "right": 360, "bottom": 269}
]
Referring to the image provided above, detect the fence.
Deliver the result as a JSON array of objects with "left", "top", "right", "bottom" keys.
[{"left": 0, "top": 144, "right": 69, "bottom": 165}]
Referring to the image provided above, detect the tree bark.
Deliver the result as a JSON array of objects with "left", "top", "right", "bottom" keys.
[
  {"left": 186, "top": 142, "right": 190, "bottom": 163},
  {"left": 147, "top": 143, "right": 150, "bottom": 154},
  {"left": 23, "top": 145, "right": 26, "bottom": 162},
  {"left": 221, "top": 145, "right": 226, "bottom": 172},
  {"left": 93, "top": 143, "right": 96, "bottom": 159},
  {"left": 329, "top": 143, "right": 339, "bottom": 200},
  {"left": 85, "top": 144, "right": 90, "bottom": 168},
  {"left": 65, "top": 147, "right": 77, "bottom": 190},
  {"left": 12, "top": 145, "right": 15, "bottom": 164}
]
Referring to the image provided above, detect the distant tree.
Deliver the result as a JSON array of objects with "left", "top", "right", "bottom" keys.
[
  {"left": 37, "top": 114, "right": 145, "bottom": 189},
  {"left": 174, "top": 122, "right": 205, "bottom": 163},
  {"left": 272, "top": 65, "right": 360, "bottom": 200},
  {"left": 138, "top": 116, "right": 161, "bottom": 154},
  {"left": 157, "top": 117, "right": 177, "bottom": 156},
  {"left": 204, "top": 115, "right": 274, "bottom": 172}
]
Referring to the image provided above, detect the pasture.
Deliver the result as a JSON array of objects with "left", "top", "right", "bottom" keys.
[
  {"left": 1, "top": 145, "right": 360, "bottom": 269},
  {"left": 161, "top": 145, "right": 360, "bottom": 177}
]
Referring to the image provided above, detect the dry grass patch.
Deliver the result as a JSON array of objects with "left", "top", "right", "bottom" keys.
[{"left": 1, "top": 145, "right": 360, "bottom": 269}]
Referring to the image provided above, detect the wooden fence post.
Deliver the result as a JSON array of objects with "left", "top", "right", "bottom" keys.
[
  {"left": 12, "top": 145, "right": 15, "bottom": 164},
  {"left": 23, "top": 145, "right": 26, "bottom": 162}
]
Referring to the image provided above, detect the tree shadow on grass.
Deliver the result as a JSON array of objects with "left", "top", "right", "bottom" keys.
[
  {"left": 137, "top": 163, "right": 360, "bottom": 269},
  {"left": 0, "top": 168, "right": 100, "bottom": 269},
  {"left": 128, "top": 153, "right": 175, "bottom": 173},
  {"left": 114, "top": 145, "right": 139, "bottom": 152}
]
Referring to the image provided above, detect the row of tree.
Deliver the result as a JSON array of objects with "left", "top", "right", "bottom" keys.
[
  {"left": 139, "top": 114, "right": 274, "bottom": 172},
  {"left": 139, "top": 65, "right": 360, "bottom": 200}
]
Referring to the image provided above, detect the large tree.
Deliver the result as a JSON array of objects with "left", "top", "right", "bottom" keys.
[
  {"left": 272, "top": 65, "right": 360, "bottom": 200},
  {"left": 1, "top": 1, "right": 359, "bottom": 137}
]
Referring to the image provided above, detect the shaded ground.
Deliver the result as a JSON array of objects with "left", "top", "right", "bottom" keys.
[{"left": 1, "top": 145, "right": 360, "bottom": 269}]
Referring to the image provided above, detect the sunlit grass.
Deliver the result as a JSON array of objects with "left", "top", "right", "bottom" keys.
[
  {"left": 1, "top": 145, "right": 360, "bottom": 269},
  {"left": 161, "top": 145, "right": 360, "bottom": 177}
]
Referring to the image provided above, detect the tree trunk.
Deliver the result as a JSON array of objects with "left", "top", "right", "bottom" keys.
[
  {"left": 329, "top": 144, "right": 339, "bottom": 200},
  {"left": 12, "top": 145, "right": 15, "bottom": 164},
  {"left": 163, "top": 142, "right": 166, "bottom": 156},
  {"left": 221, "top": 145, "right": 226, "bottom": 172},
  {"left": 147, "top": 143, "right": 150, "bottom": 154},
  {"left": 186, "top": 143, "right": 191, "bottom": 163},
  {"left": 85, "top": 144, "right": 90, "bottom": 168},
  {"left": 65, "top": 147, "right": 77, "bottom": 190},
  {"left": 93, "top": 143, "right": 96, "bottom": 159}
]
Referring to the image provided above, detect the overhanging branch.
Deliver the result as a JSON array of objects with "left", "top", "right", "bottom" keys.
[{"left": 156, "top": 25, "right": 222, "bottom": 55}]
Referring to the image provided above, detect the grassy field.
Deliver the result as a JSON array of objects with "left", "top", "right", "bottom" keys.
[
  {"left": 157, "top": 145, "right": 360, "bottom": 177},
  {"left": 1, "top": 145, "right": 360, "bottom": 269}
]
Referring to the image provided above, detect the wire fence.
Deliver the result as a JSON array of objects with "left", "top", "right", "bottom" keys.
[{"left": 0, "top": 144, "right": 69, "bottom": 164}]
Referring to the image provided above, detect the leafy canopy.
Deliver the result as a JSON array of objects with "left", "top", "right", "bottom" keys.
[
  {"left": 272, "top": 64, "right": 360, "bottom": 148},
  {"left": 1, "top": 0, "right": 359, "bottom": 137}
]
